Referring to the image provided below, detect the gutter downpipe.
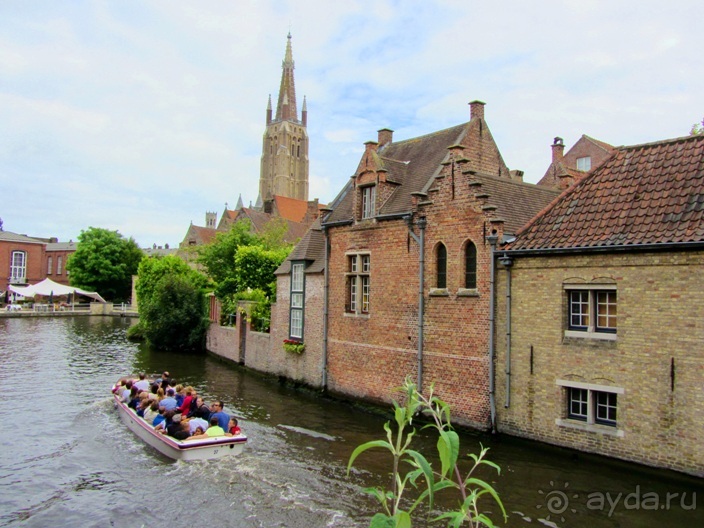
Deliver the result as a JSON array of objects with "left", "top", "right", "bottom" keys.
[
  {"left": 498, "top": 254, "right": 513, "bottom": 408},
  {"left": 321, "top": 225, "right": 330, "bottom": 389},
  {"left": 405, "top": 215, "right": 427, "bottom": 393},
  {"left": 487, "top": 233, "right": 499, "bottom": 434}
]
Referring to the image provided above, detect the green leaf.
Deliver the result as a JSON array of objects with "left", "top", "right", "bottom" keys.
[
  {"left": 347, "top": 440, "right": 393, "bottom": 474},
  {"left": 463, "top": 478, "right": 507, "bottom": 521},
  {"left": 369, "top": 513, "right": 395, "bottom": 528},
  {"left": 404, "top": 449, "right": 435, "bottom": 507},
  {"left": 394, "top": 511, "right": 411, "bottom": 528},
  {"left": 437, "top": 429, "right": 459, "bottom": 478}
]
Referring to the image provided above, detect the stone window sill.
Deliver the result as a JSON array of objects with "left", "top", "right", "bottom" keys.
[
  {"left": 429, "top": 288, "right": 449, "bottom": 297},
  {"left": 457, "top": 288, "right": 479, "bottom": 297},
  {"left": 564, "top": 330, "right": 616, "bottom": 341},
  {"left": 555, "top": 418, "right": 624, "bottom": 438}
]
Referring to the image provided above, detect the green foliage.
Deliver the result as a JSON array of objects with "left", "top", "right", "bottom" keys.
[
  {"left": 139, "top": 273, "right": 210, "bottom": 351},
  {"left": 135, "top": 255, "right": 209, "bottom": 309},
  {"left": 348, "top": 379, "right": 507, "bottom": 528},
  {"left": 233, "top": 245, "right": 289, "bottom": 297},
  {"left": 283, "top": 339, "right": 305, "bottom": 354},
  {"left": 196, "top": 220, "right": 258, "bottom": 284},
  {"left": 691, "top": 118, "right": 704, "bottom": 135},
  {"left": 66, "top": 227, "right": 143, "bottom": 302}
]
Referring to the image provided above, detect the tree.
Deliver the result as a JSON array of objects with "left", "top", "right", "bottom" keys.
[
  {"left": 135, "top": 255, "right": 208, "bottom": 309},
  {"left": 66, "top": 227, "right": 143, "bottom": 301},
  {"left": 691, "top": 118, "right": 704, "bottom": 135},
  {"left": 139, "top": 273, "right": 210, "bottom": 351},
  {"left": 196, "top": 220, "right": 258, "bottom": 284}
]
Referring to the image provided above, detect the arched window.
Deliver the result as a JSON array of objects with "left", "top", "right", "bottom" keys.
[
  {"left": 464, "top": 241, "right": 477, "bottom": 289},
  {"left": 436, "top": 243, "right": 447, "bottom": 288}
]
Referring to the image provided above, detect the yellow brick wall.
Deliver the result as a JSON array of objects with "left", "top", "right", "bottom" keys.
[{"left": 495, "top": 250, "right": 704, "bottom": 476}]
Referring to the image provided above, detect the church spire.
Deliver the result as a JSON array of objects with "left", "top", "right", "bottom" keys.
[{"left": 275, "top": 32, "right": 298, "bottom": 122}]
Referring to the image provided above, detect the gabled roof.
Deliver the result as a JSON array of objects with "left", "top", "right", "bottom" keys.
[
  {"left": 273, "top": 195, "right": 308, "bottom": 223},
  {"left": 0, "top": 231, "right": 45, "bottom": 244},
  {"left": 275, "top": 219, "right": 325, "bottom": 275},
  {"left": 237, "top": 207, "right": 307, "bottom": 244},
  {"left": 509, "top": 134, "right": 704, "bottom": 251},
  {"left": 324, "top": 123, "right": 472, "bottom": 224},
  {"left": 182, "top": 225, "right": 218, "bottom": 246}
]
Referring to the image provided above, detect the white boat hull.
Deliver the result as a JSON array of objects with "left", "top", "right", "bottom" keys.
[{"left": 113, "top": 394, "right": 247, "bottom": 461}]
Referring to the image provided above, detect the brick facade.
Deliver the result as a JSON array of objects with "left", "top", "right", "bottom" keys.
[{"left": 494, "top": 251, "right": 704, "bottom": 476}]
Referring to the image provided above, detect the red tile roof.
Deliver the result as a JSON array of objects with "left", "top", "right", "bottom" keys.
[
  {"left": 509, "top": 134, "right": 704, "bottom": 251},
  {"left": 273, "top": 195, "right": 308, "bottom": 223}
]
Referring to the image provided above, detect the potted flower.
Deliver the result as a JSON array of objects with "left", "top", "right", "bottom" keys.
[{"left": 283, "top": 338, "right": 305, "bottom": 354}]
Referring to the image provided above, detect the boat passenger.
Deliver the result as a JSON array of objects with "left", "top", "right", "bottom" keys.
[
  {"left": 209, "top": 401, "right": 230, "bottom": 430},
  {"left": 120, "top": 381, "right": 133, "bottom": 403},
  {"left": 189, "top": 397, "right": 210, "bottom": 420},
  {"left": 164, "top": 414, "right": 190, "bottom": 440},
  {"left": 159, "top": 389, "right": 178, "bottom": 412},
  {"left": 155, "top": 410, "right": 175, "bottom": 432},
  {"left": 228, "top": 417, "right": 241, "bottom": 436},
  {"left": 127, "top": 386, "right": 141, "bottom": 409},
  {"left": 188, "top": 417, "right": 208, "bottom": 435},
  {"left": 152, "top": 407, "right": 166, "bottom": 428},
  {"left": 174, "top": 385, "right": 185, "bottom": 407},
  {"left": 154, "top": 371, "right": 170, "bottom": 386},
  {"left": 134, "top": 373, "right": 150, "bottom": 392},
  {"left": 205, "top": 416, "right": 225, "bottom": 437},
  {"left": 178, "top": 387, "right": 194, "bottom": 416},
  {"left": 156, "top": 387, "right": 165, "bottom": 401},
  {"left": 148, "top": 383, "right": 159, "bottom": 401},
  {"left": 144, "top": 401, "right": 159, "bottom": 424},
  {"left": 136, "top": 395, "right": 151, "bottom": 417}
]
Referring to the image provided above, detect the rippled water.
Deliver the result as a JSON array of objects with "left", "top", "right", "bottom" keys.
[{"left": 0, "top": 316, "right": 701, "bottom": 528}]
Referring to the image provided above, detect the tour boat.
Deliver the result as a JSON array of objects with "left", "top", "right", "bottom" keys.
[{"left": 113, "top": 384, "right": 247, "bottom": 461}]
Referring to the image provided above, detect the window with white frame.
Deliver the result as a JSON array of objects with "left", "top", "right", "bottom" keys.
[
  {"left": 557, "top": 380, "right": 623, "bottom": 435},
  {"left": 361, "top": 185, "right": 376, "bottom": 219},
  {"left": 10, "top": 251, "right": 26, "bottom": 283},
  {"left": 576, "top": 156, "right": 591, "bottom": 171},
  {"left": 57, "top": 256, "right": 63, "bottom": 275},
  {"left": 289, "top": 262, "right": 305, "bottom": 339},
  {"left": 346, "top": 253, "right": 370, "bottom": 314},
  {"left": 47, "top": 256, "right": 53, "bottom": 275},
  {"left": 565, "top": 286, "right": 617, "bottom": 339}
]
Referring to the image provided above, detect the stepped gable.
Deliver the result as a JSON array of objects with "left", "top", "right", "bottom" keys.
[
  {"left": 510, "top": 134, "right": 704, "bottom": 250},
  {"left": 466, "top": 173, "right": 561, "bottom": 235}
]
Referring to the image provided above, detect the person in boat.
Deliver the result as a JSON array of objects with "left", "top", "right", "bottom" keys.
[
  {"left": 188, "top": 416, "right": 209, "bottom": 435},
  {"left": 136, "top": 394, "right": 151, "bottom": 417},
  {"left": 143, "top": 400, "right": 159, "bottom": 424},
  {"left": 177, "top": 387, "right": 195, "bottom": 416},
  {"left": 156, "top": 387, "right": 165, "bottom": 401},
  {"left": 173, "top": 385, "right": 185, "bottom": 407},
  {"left": 209, "top": 401, "right": 230, "bottom": 430},
  {"left": 159, "top": 388, "right": 178, "bottom": 412},
  {"left": 163, "top": 414, "right": 190, "bottom": 440},
  {"left": 188, "top": 397, "right": 210, "bottom": 420},
  {"left": 152, "top": 406, "right": 166, "bottom": 428},
  {"left": 120, "top": 381, "right": 133, "bottom": 403},
  {"left": 188, "top": 416, "right": 224, "bottom": 440},
  {"left": 228, "top": 417, "right": 241, "bottom": 436},
  {"left": 148, "top": 383, "right": 159, "bottom": 401},
  {"left": 154, "top": 371, "right": 170, "bottom": 386},
  {"left": 127, "top": 386, "right": 141, "bottom": 409},
  {"left": 133, "top": 373, "right": 150, "bottom": 392}
]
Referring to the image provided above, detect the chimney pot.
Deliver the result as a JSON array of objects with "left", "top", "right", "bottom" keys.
[
  {"left": 551, "top": 137, "right": 565, "bottom": 162},
  {"left": 377, "top": 128, "right": 393, "bottom": 148}
]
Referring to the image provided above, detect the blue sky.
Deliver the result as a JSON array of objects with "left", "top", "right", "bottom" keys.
[{"left": 1, "top": 0, "right": 702, "bottom": 247}]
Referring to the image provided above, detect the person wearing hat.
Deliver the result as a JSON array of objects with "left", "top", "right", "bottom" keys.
[
  {"left": 159, "top": 389, "right": 178, "bottom": 411},
  {"left": 165, "top": 414, "right": 190, "bottom": 440}
]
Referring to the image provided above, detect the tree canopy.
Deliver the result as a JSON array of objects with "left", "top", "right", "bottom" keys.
[
  {"left": 66, "top": 227, "right": 143, "bottom": 301},
  {"left": 691, "top": 118, "right": 704, "bottom": 135}
]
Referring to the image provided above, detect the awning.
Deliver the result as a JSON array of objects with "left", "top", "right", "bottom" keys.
[{"left": 8, "top": 278, "right": 107, "bottom": 303}]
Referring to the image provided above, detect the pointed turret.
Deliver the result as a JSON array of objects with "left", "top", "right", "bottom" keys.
[
  {"left": 235, "top": 194, "right": 244, "bottom": 210},
  {"left": 266, "top": 94, "right": 272, "bottom": 125},
  {"left": 302, "top": 95, "right": 308, "bottom": 127},
  {"left": 275, "top": 32, "right": 297, "bottom": 122}
]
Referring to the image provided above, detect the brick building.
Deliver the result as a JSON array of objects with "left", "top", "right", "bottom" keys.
[
  {"left": 271, "top": 101, "right": 559, "bottom": 427},
  {"left": 537, "top": 134, "right": 614, "bottom": 190},
  {"left": 494, "top": 134, "right": 704, "bottom": 475}
]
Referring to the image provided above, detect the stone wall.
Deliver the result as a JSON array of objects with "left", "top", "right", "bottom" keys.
[{"left": 494, "top": 250, "right": 704, "bottom": 476}]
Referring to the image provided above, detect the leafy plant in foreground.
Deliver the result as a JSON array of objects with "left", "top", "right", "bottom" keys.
[{"left": 348, "top": 379, "right": 507, "bottom": 528}]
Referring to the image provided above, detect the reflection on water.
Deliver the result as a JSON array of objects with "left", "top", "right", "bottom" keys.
[{"left": 0, "top": 316, "right": 701, "bottom": 528}]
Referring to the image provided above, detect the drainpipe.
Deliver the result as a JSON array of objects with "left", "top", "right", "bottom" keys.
[
  {"left": 405, "top": 215, "right": 427, "bottom": 393},
  {"left": 487, "top": 232, "right": 499, "bottom": 433},
  {"left": 321, "top": 226, "right": 330, "bottom": 389},
  {"left": 498, "top": 255, "right": 513, "bottom": 408}
]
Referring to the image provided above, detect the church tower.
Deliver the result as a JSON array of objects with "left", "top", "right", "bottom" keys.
[{"left": 259, "top": 33, "right": 309, "bottom": 203}]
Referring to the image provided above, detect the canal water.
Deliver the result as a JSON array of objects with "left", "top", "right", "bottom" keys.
[{"left": 0, "top": 316, "right": 701, "bottom": 527}]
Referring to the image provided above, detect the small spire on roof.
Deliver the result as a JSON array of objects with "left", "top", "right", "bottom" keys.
[{"left": 235, "top": 194, "right": 244, "bottom": 210}]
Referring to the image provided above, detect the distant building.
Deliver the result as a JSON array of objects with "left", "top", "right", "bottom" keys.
[{"left": 537, "top": 135, "right": 614, "bottom": 190}]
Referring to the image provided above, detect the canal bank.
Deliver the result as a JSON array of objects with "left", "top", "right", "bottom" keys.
[{"left": 3, "top": 316, "right": 700, "bottom": 527}]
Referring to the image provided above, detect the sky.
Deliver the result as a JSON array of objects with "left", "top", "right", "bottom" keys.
[{"left": 1, "top": 0, "right": 702, "bottom": 248}]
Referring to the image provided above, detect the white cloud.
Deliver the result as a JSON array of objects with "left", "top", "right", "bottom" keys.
[{"left": 1, "top": 0, "right": 702, "bottom": 246}]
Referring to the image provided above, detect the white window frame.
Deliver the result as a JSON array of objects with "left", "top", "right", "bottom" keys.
[
  {"left": 556, "top": 380, "right": 624, "bottom": 437},
  {"left": 346, "top": 252, "right": 371, "bottom": 315},
  {"left": 564, "top": 285, "right": 617, "bottom": 340},
  {"left": 361, "top": 185, "right": 376, "bottom": 219},
  {"left": 47, "top": 256, "right": 53, "bottom": 275},
  {"left": 10, "top": 251, "right": 26, "bottom": 283},
  {"left": 57, "top": 256, "right": 63, "bottom": 275},
  {"left": 576, "top": 156, "right": 591, "bottom": 171},
  {"left": 289, "top": 262, "right": 305, "bottom": 339}
]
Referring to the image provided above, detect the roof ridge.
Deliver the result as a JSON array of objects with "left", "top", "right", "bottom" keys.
[
  {"left": 618, "top": 133, "right": 704, "bottom": 152},
  {"left": 381, "top": 122, "right": 467, "bottom": 149}
]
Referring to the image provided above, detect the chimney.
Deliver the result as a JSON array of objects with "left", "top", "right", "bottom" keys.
[
  {"left": 551, "top": 137, "right": 565, "bottom": 162},
  {"left": 377, "top": 128, "right": 393, "bottom": 148},
  {"left": 469, "top": 100, "right": 485, "bottom": 121},
  {"left": 364, "top": 140, "right": 379, "bottom": 152},
  {"left": 509, "top": 169, "right": 524, "bottom": 182}
]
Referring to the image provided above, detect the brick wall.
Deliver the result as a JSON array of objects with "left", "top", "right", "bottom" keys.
[{"left": 495, "top": 250, "right": 704, "bottom": 476}]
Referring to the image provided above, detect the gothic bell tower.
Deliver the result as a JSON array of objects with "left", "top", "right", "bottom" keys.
[{"left": 259, "top": 33, "right": 309, "bottom": 203}]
